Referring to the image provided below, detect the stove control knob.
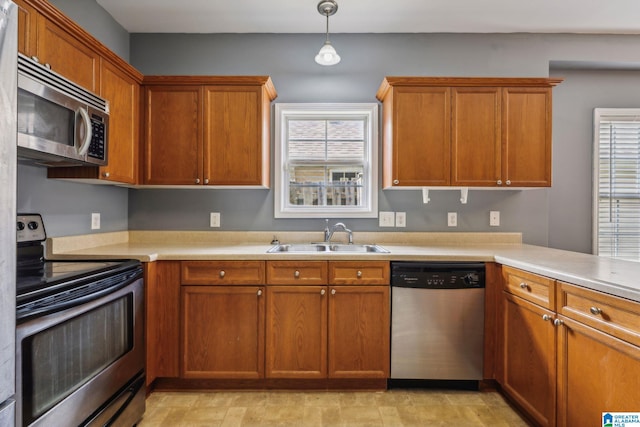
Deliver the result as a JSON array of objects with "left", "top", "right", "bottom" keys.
[
  {"left": 17, "top": 221, "right": 25, "bottom": 231},
  {"left": 28, "top": 221, "right": 39, "bottom": 230}
]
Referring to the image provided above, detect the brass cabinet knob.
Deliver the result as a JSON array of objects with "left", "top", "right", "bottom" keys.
[
  {"left": 204, "top": 178, "right": 209, "bottom": 184},
  {"left": 331, "top": 289, "right": 336, "bottom": 295},
  {"left": 497, "top": 180, "right": 503, "bottom": 185},
  {"left": 589, "top": 306, "right": 602, "bottom": 315},
  {"left": 553, "top": 318, "right": 564, "bottom": 327},
  {"left": 294, "top": 270, "right": 300, "bottom": 278},
  {"left": 195, "top": 178, "right": 200, "bottom": 184},
  {"left": 356, "top": 271, "right": 362, "bottom": 278},
  {"left": 506, "top": 180, "right": 511, "bottom": 186},
  {"left": 102, "top": 172, "right": 110, "bottom": 178},
  {"left": 257, "top": 289, "right": 263, "bottom": 296},
  {"left": 219, "top": 270, "right": 225, "bottom": 278},
  {"left": 320, "top": 289, "right": 326, "bottom": 296},
  {"left": 519, "top": 282, "right": 528, "bottom": 289},
  {"left": 393, "top": 180, "right": 399, "bottom": 185},
  {"left": 542, "top": 314, "right": 552, "bottom": 321}
]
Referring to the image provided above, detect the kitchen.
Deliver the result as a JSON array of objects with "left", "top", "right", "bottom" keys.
[{"left": 3, "top": 0, "right": 640, "bottom": 426}]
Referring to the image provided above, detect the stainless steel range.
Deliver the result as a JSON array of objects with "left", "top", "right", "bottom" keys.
[{"left": 15, "top": 214, "right": 145, "bottom": 427}]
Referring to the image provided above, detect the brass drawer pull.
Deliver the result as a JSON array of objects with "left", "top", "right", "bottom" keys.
[
  {"left": 219, "top": 270, "right": 225, "bottom": 278},
  {"left": 294, "top": 270, "right": 300, "bottom": 278},
  {"left": 519, "top": 282, "right": 528, "bottom": 289},
  {"left": 357, "top": 271, "right": 362, "bottom": 278}
]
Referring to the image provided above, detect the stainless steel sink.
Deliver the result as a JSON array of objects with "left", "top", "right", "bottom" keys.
[{"left": 267, "top": 243, "right": 389, "bottom": 253}]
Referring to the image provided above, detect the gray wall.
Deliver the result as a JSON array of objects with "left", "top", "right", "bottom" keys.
[
  {"left": 128, "top": 32, "right": 640, "bottom": 252},
  {"left": 15, "top": 0, "right": 640, "bottom": 251},
  {"left": 548, "top": 68, "right": 640, "bottom": 253}
]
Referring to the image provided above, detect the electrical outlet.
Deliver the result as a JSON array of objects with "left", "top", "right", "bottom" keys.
[
  {"left": 91, "top": 213, "right": 100, "bottom": 230},
  {"left": 447, "top": 212, "right": 457, "bottom": 227},
  {"left": 210, "top": 212, "right": 221, "bottom": 228},
  {"left": 379, "top": 211, "right": 395, "bottom": 227},
  {"left": 395, "top": 212, "right": 406, "bottom": 227},
  {"left": 490, "top": 211, "right": 500, "bottom": 227}
]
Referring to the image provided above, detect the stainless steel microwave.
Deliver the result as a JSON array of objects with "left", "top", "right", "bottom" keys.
[{"left": 17, "top": 53, "right": 109, "bottom": 167}]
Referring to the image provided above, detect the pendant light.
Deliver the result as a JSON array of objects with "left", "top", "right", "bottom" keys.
[{"left": 315, "top": 0, "right": 341, "bottom": 66}]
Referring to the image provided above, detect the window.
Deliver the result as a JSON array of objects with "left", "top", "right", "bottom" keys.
[
  {"left": 593, "top": 108, "right": 640, "bottom": 261},
  {"left": 274, "top": 103, "right": 378, "bottom": 218}
]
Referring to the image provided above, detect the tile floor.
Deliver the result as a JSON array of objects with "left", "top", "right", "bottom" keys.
[{"left": 138, "top": 389, "right": 529, "bottom": 426}]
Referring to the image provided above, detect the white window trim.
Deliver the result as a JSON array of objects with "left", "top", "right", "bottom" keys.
[
  {"left": 274, "top": 103, "right": 378, "bottom": 218},
  {"left": 592, "top": 108, "right": 640, "bottom": 260}
]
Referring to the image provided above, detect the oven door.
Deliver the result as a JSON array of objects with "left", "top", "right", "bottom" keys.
[{"left": 16, "top": 276, "right": 144, "bottom": 427}]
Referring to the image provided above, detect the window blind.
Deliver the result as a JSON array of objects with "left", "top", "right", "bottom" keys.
[{"left": 594, "top": 109, "right": 640, "bottom": 261}]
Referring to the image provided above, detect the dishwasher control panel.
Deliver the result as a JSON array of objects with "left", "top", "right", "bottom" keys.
[{"left": 391, "top": 262, "right": 485, "bottom": 289}]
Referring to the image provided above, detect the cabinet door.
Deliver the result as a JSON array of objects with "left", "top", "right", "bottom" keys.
[
  {"left": 502, "top": 292, "right": 556, "bottom": 427},
  {"left": 146, "top": 261, "right": 181, "bottom": 385},
  {"left": 99, "top": 60, "right": 139, "bottom": 184},
  {"left": 328, "top": 285, "right": 389, "bottom": 378},
  {"left": 204, "top": 85, "right": 269, "bottom": 186},
  {"left": 181, "top": 286, "right": 265, "bottom": 379},
  {"left": 15, "top": 0, "right": 37, "bottom": 56},
  {"left": 451, "top": 87, "right": 502, "bottom": 186},
  {"left": 502, "top": 87, "right": 552, "bottom": 187},
  {"left": 266, "top": 286, "right": 328, "bottom": 378},
  {"left": 143, "top": 85, "right": 203, "bottom": 185},
  {"left": 383, "top": 86, "right": 450, "bottom": 187},
  {"left": 36, "top": 14, "right": 99, "bottom": 92},
  {"left": 556, "top": 316, "right": 640, "bottom": 427}
]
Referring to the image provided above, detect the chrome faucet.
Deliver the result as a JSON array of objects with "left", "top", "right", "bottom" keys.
[{"left": 324, "top": 221, "right": 353, "bottom": 244}]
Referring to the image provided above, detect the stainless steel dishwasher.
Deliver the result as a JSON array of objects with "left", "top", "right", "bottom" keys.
[{"left": 390, "top": 261, "right": 485, "bottom": 384}]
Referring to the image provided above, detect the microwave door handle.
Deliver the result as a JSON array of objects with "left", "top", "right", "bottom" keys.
[{"left": 77, "top": 107, "right": 92, "bottom": 156}]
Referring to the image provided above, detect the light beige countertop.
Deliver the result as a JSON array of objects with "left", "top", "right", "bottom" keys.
[{"left": 46, "top": 231, "right": 640, "bottom": 303}]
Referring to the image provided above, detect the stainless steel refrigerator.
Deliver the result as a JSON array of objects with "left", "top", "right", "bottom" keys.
[{"left": 0, "top": 0, "right": 16, "bottom": 425}]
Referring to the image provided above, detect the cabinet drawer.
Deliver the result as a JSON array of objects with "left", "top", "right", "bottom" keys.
[
  {"left": 182, "top": 261, "right": 265, "bottom": 285},
  {"left": 328, "top": 261, "right": 390, "bottom": 285},
  {"left": 557, "top": 281, "right": 640, "bottom": 347},
  {"left": 266, "top": 261, "right": 327, "bottom": 285},
  {"left": 502, "top": 266, "right": 555, "bottom": 309}
]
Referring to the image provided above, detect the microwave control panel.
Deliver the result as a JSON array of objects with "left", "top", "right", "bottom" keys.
[{"left": 88, "top": 114, "right": 106, "bottom": 160}]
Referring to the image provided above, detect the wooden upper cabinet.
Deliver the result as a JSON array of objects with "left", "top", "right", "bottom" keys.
[
  {"left": 15, "top": 0, "right": 38, "bottom": 56},
  {"left": 97, "top": 60, "right": 140, "bottom": 184},
  {"left": 502, "top": 87, "right": 553, "bottom": 186},
  {"left": 381, "top": 86, "right": 451, "bottom": 187},
  {"left": 451, "top": 87, "right": 501, "bottom": 186},
  {"left": 143, "top": 76, "right": 276, "bottom": 187},
  {"left": 204, "top": 84, "right": 271, "bottom": 186},
  {"left": 143, "top": 85, "right": 203, "bottom": 185},
  {"left": 376, "top": 77, "right": 562, "bottom": 188},
  {"left": 35, "top": 14, "right": 100, "bottom": 92},
  {"left": 16, "top": 1, "right": 100, "bottom": 91}
]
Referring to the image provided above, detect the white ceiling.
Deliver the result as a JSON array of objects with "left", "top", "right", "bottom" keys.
[{"left": 96, "top": 0, "right": 640, "bottom": 34}]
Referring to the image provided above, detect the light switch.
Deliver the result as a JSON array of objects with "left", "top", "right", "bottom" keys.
[
  {"left": 91, "top": 213, "right": 100, "bottom": 230},
  {"left": 379, "top": 211, "right": 395, "bottom": 227},
  {"left": 210, "top": 212, "right": 220, "bottom": 228}
]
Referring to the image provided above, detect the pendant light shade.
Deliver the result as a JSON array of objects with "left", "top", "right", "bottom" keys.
[{"left": 315, "top": 0, "right": 340, "bottom": 66}]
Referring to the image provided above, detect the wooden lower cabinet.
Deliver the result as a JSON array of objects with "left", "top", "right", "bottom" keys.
[
  {"left": 500, "top": 266, "right": 640, "bottom": 427},
  {"left": 556, "top": 316, "right": 640, "bottom": 427},
  {"left": 266, "top": 286, "right": 328, "bottom": 378},
  {"left": 501, "top": 292, "right": 556, "bottom": 427},
  {"left": 328, "top": 285, "right": 389, "bottom": 378},
  {"left": 145, "top": 261, "right": 181, "bottom": 385},
  {"left": 181, "top": 285, "right": 265, "bottom": 379}
]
